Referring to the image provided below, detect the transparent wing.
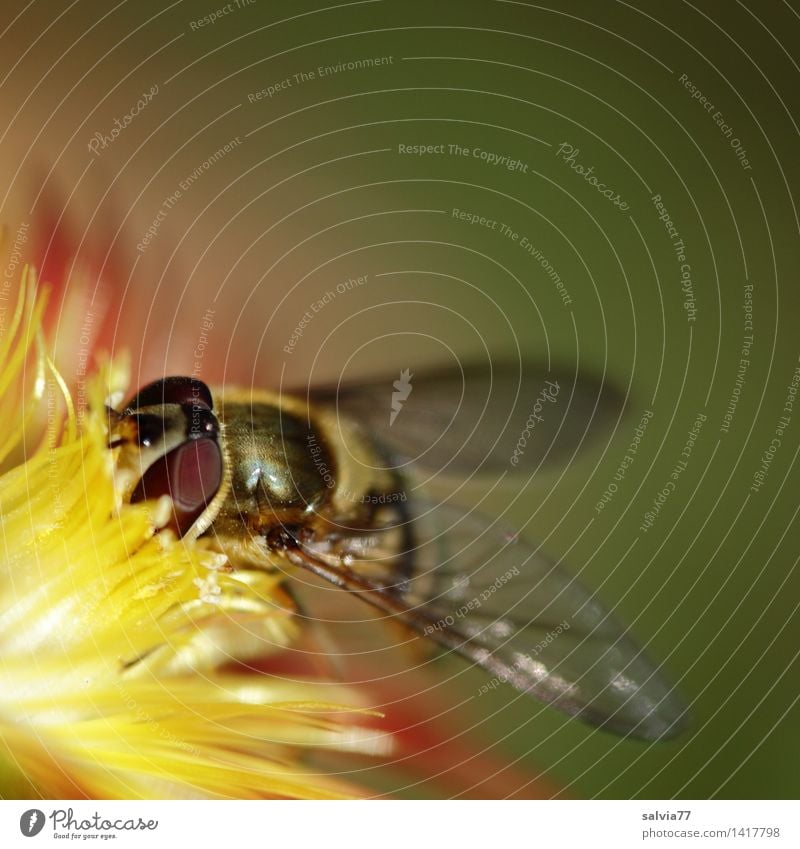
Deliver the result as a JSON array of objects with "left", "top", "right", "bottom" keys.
[
  {"left": 301, "top": 362, "right": 623, "bottom": 475},
  {"left": 289, "top": 499, "right": 688, "bottom": 741}
]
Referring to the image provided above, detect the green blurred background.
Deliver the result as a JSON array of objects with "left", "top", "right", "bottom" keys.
[{"left": 1, "top": 0, "right": 798, "bottom": 798}]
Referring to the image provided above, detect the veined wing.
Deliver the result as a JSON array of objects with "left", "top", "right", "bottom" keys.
[
  {"left": 300, "top": 361, "right": 623, "bottom": 476},
  {"left": 287, "top": 498, "right": 688, "bottom": 741}
]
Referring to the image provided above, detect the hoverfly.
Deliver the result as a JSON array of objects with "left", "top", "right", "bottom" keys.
[{"left": 108, "top": 363, "right": 687, "bottom": 741}]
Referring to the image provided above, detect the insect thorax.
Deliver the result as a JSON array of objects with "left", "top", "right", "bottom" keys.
[{"left": 216, "top": 401, "right": 334, "bottom": 528}]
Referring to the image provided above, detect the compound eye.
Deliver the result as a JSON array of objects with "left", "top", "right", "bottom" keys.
[
  {"left": 125, "top": 377, "right": 214, "bottom": 412},
  {"left": 130, "top": 437, "right": 222, "bottom": 537}
]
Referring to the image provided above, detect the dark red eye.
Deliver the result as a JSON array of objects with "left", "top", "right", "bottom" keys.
[
  {"left": 125, "top": 377, "right": 214, "bottom": 411},
  {"left": 130, "top": 437, "right": 222, "bottom": 537}
]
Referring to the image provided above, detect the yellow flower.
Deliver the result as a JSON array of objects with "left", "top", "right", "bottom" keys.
[{"left": 0, "top": 265, "right": 387, "bottom": 799}]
